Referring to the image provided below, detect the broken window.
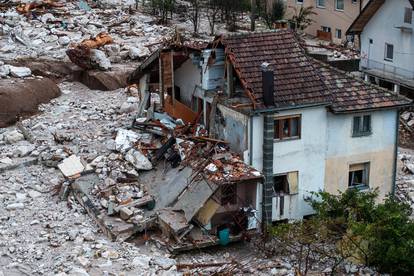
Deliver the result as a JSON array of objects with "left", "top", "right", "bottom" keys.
[
  {"left": 348, "top": 163, "right": 370, "bottom": 189},
  {"left": 353, "top": 115, "right": 372, "bottom": 137},
  {"left": 220, "top": 184, "right": 237, "bottom": 205},
  {"left": 274, "top": 115, "right": 301, "bottom": 140},
  {"left": 273, "top": 172, "right": 299, "bottom": 195},
  {"left": 404, "top": 7, "right": 412, "bottom": 24}
]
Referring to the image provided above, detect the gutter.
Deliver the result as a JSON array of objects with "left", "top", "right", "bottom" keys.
[
  {"left": 331, "top": 104, "right": 413, "bottom": 115},
  {"left": 249, "top": 102, "right": 329, "bottom": 116},
  {"left": 392, "top": 110, "right": 400, "bottom": 197}
]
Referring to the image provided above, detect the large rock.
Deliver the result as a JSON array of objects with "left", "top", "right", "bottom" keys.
[
  {"left": 8, "top": 66, "right": 31, "bottom": 78},
  {"left": 0, "top": 78, "right": 61, "bottom": 127},
  {"left": 115, "top": 129, "right": 140, "bottom": 152},
  {"left": 90, "top": 49, "right": 111, "bottom": 71},
  {"left": 3, "top": 130, "right": 24, "bottom": 144},
  {"left": 129, "top": 46, "right": 151, "bottom": 60},
  {"left": 0, "top": 64, "right": 10, "bottom": 77},
  {"left": 125, "top": 149, "right": 153, "bottom": 170}
]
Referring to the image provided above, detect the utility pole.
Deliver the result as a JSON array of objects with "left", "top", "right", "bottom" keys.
[{"left": 251, "top": 0, "right": 256, "bottom": 31}]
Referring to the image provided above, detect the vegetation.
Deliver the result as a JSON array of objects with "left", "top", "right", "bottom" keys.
[
  {"left": 290, "top": 5, "right": 316, "bottom": 31},
  {"left": 268, "top": 189, "right": 414, "bottom": 275},
  {"left": 261, "top": 0, "right": 285, "bottom": 29}
]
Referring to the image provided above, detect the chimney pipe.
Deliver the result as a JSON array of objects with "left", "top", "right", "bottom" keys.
[{"left": 261, "top": 62, "right": 275, "bottom": 107}]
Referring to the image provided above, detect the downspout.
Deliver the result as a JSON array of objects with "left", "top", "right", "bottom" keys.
[
  {"left": 249, "top": 116, "right": 254, "bottom": 166},
  {"left": 392, "top": 110, "right": 400, "bottom": 197},
  {"left": 261, "top": 63, "right": 275, "bottom": 230}
]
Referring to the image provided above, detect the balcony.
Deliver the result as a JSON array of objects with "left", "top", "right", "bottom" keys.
[{"left": 361, "top": 58, "right": 414, "bottom": 88}]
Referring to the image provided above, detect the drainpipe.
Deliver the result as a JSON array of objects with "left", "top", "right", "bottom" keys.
[
  {"left": 392, "top": 110, "right": 400, "bottom": 197},
  {"left": 261, "top": 63, "right": 275, "bottom": 229}
]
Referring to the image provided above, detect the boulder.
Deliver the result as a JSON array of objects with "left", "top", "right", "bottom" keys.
[
  {"left": 90, "top": 49, "right": 111, "bottom": 71},
  {"left": 9, "top": 66, "right": 31, "bottom": 78}
]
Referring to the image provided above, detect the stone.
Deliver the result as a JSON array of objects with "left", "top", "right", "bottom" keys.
[
  {"left": 407, "top": 119, "right": 414, "bottom": 127},
  {"left": 128, "top": 46, "right": 150, "bottom": 60},
  {"left": 119, "top": 101, "right": 139, "bottom": 114},
  {"left": 58, "top": 36, "right": 71, "bottom": 46},
  {"left": 125, "top": 149, "right": 153, "bottom": 171},
  {"left": 401, "top": 111, "right": 411, "bottom": 121},
  {"left": 104, "top": 44, "right": 121, "bottom": 57},
  {"left": 119, "top": 207, "right": 133, "bottom": 220},
  {"left": 82, "top": 230, "right": 95, "bottom": 242},
  {"left": 90, "top": 49, "right": 111, "bottom": 71},
  {"left": 15, "top": 193, "right": 27, "bottom": 202},
  {"left": 28, "top": 190, "right": 42, "bottom": 199},
  {"left": 4, "top": 130, "right": 24, "bottom": 144},
  {"left": 0, "top": 64, "right": 10, "bottom": 77},
  {"left": 6, "top": 202, "right": 25, "bottom": 210},
  {"left": 132, "top": 255, "right": 151, "bottom": 269},
  {"left": 58, "top": 155, "right": 86, "bottom": 178},
  {"left": 77, "top": 256, "right": 90, "bottom": 268},
  {"left": 151, "top": 256, "right": 176, "bottom": 269},
  {"left": 13, "top": 144, "right": 35, "bottom": 157},
  {"left": 0, "top": 157, "right": 13, "bottom": 165},
  {"left": 406, "top": 163, "right": 414, "bottom": 174},
  {"left": 8, "top": 66, "right": 31, "bottom": 78},
  {"left": 114, "top": 129, "right": 140, "bottom": 152}
]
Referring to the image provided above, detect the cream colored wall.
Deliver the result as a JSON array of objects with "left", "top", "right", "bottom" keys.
[
  {"left": 325, "top": 148, "right": 395, "bottom": 200},
  {"left": 282, "top": 0, "right": 368, "bottom": 43}
]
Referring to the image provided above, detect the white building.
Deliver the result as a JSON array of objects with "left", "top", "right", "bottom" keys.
[
  {"left": 348, "top": 0, "right": 414, "bottom": 96},
  {"left": 129, "top": 30, "right": 411, "bottom": 225}
]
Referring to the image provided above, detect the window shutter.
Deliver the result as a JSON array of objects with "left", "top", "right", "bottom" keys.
[
  {"left": 287, "top": 171, "right": 299, "bottom": 194},
  {"left": 363, "top": 115, "right": 371, "bottom": 132},
  {"left": 353, "top": 116, "right": 360, "bottom": 135}
]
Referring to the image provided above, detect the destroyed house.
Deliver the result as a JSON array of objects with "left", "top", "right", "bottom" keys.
[{"left": 128, "top": 29, "right": 412, "bottom": 224}]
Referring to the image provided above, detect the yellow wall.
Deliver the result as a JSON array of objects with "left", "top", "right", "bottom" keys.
[{"left": 324, "top": 146, "right": 395, "bottom": 201}]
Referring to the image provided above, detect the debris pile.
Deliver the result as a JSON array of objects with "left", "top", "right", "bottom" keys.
[
  {"left": 400, "top": 110, "right": 414, "bottom": 148},
  {"left": 0, "top": 0, "right": 171, "bottom": 65},
  {"left": 397, "top": 147, "right": 414, "bottom": 214}
]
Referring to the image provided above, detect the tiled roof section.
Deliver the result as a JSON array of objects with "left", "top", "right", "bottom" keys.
[
  {"left": 221, "top": 30, "right": 331, "bottom": 109},
  {"left": 315, "top": 61, "right": 412, "bottom": 113}
]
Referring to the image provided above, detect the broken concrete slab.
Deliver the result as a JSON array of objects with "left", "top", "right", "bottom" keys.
[
  {"left": 3, "top": 130, "right": 24, "bottom": 144},
  {"left": 115, "top": 129, "right": 140, "bottom": 152},
  {"left": 58, "top": 155, "right": 86, "bottom": 178},
  {"left": 8, "top": 66, "right": 31, "bottom": 78},
  {"left": 125, "top": 149, "right": 153, "bottom": 171}
]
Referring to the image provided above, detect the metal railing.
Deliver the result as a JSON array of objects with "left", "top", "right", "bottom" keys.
[{"left": 361, "top": 58, "right": 414, "bottom": 80}]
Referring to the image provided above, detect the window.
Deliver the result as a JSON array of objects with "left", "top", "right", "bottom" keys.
[
  {"left": 404, "top": 7, "right": 412, "bottom": 24},
  {"left": 348, "top": 163, "right": 370, "bottom": 189},
  {"left": 220, "top": 184, "right": 237, "bottom": 205},
  {"left": 336, "top": 0, "right": 344, "bottom": 10},
  {"left": 321, "top": 26, "right": 331, "bottom": 33},
  {"left": 369, "top": 38, "right": 373, "bottom": 44},
  {"left": 273, "top": 172, "right": 299, "bottom": 195},
  {"left": 335, "top": 29, "right": 342, "bottom": 39},
  {"left": 353, "top": 115, "right": 372, "bottom": 137},
  {"left": 317, "top": 0, "right": 325, "bottom": 8},
  {"left": 296, "top": 0, "right": 304, "bottom": 4},
  {"left": 274, "top": 115, "right": 301, "bottom": 140},
  {"left": 352, "top": 0, "right": 357, "bottom": 4},
  {"left": 385, "top": 43, "right": 394, "bottom": 61}
]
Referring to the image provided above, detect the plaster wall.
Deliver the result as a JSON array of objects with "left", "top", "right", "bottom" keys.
[{"left": 174, "top": 59, "right": 201, "bottom": 107}]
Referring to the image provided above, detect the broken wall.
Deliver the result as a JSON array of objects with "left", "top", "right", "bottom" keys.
[
  {"left": 174, "top": 58, "right": 201, "bottom": 108},
  {"left": 215, "top": 104, "right": 249, "bottom": 154}
]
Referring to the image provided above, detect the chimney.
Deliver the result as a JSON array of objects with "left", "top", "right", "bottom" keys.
[{"left": 261, "top": 62, "right": 275, "bottom": 107}]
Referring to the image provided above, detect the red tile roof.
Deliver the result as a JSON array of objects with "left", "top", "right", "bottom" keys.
[{"left": 219, "top": 30, "right": 411, "bottom": 113}]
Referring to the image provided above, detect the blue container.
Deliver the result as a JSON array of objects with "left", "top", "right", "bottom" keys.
[{"left": 218, "top": 228, "right": 230, "bottom": 246}]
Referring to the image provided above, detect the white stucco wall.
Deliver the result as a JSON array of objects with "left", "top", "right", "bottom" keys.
[
  {"left": 249, "top": 106, "right": 328, "bottom": 220},
  {"left": 246, "top": 107, "right": 398, "bottom": 221},
  {"left": 174, "top": 59, "right": 201, "bottom": 107},
  {"left": 360, "top": 0, "right": 414, "bottom": 77}
]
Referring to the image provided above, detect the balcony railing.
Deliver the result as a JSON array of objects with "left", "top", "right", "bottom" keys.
[{"left": 361, "top": 58, "right": 414, "bottom": 80}]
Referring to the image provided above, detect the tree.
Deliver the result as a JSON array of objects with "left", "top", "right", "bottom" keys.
[
  {"left": 148, "top": 0, "right": 176, "bottom": 24},
  {"left": 205, "top": 0, "right": 221, "bottom": 35},
  {"left": 262, "top": 0, "right": 285, "bottom": 29},
  {"left": 187, "top": 0, "right": 202, "bottom": 35},
  {"left": 268, "top": 189, "right": 414, "bottom": 274},
  {"left": 290, "top": 5, "right": 316, "bottom": 31}
]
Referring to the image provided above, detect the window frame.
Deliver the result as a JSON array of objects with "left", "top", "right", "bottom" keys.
[
  {"left": 384, "top": 43, "right": 394, "bottom": 61},
  {"left": 220, "top": 184, "right": 237, "bottom": 205},
  {"left": 273, "top": 171, "right": 299, "bottom": 196},
  {"left": 404, "top": 7, "right": 413, "bottom": 24},
  {"left": 348, "top": 162, "right": 370, "bottom": 190},
  {"left": 352, "top": 115, "right": 372, "bottom": 137},
  {"left": 335, "top": 28, "right": 342, "bottom": 39},
  {"left": 335, "top": 0, "right": 345, "bottom": 11},
  {"left": 274, "top": 114, "right": 302, "bottom": 141},
  {"left": 316, "top": 0, "right": 326, "bottom": 8}
]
